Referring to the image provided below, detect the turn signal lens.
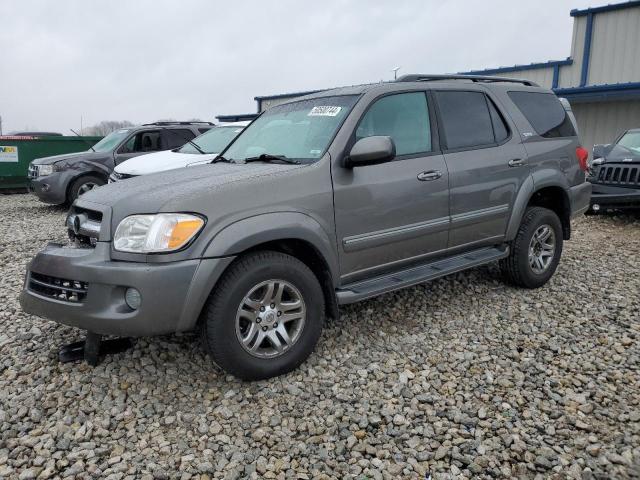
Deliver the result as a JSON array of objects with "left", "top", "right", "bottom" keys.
[
  {"left": 168, "top": 219, "right": 205, "bottom": 249},
  {"left": 576, "top": 146, "right": 589, "bottom": 172}
]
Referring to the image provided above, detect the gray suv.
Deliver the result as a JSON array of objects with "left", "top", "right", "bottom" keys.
[
  {"left": 27, "top": 122, "right": 213, "bottom": 205},
  {"left": 20, "top": 75, "right": 591, "bottom": 380}
]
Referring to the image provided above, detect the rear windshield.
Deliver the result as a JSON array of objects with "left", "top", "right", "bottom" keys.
[{"left": 508, "top": 91, "right": 576, "bottom": 138}]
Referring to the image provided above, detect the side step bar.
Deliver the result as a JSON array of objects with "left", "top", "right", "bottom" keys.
[{"left": 336, "top": 245, "right": 509, "bottom": 304}]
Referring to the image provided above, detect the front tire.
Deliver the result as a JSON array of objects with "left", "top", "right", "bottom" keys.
[
  {"left": 201, "top": 251, "right": 324, "bottom": 380},
  {"left": 69, "top": 175, "right": 105, "bottom": 203},
  {"left": 500, "top": 206, "right": 563, "bottom": 288}
]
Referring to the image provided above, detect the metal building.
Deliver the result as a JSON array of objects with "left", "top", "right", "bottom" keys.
[{"left": 219, "top": 1, "right": 640, "bottom": 151}]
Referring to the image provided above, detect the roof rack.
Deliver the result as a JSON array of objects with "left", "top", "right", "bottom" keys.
[
  {"left": 396, "top": 74, "right": 539, "bottom": 87},
  {"left": 142, "top": 121, "right": 216, "bottom": 126}
]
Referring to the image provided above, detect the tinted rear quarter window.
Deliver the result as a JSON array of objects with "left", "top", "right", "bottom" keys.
[{"left": 508, "top": 91, "right": 576, "bottom": 138}]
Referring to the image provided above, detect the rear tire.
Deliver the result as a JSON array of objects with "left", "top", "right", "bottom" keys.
[
  {"left": 500, "top": 207, "right": 563, "bottom": 288},
  {"left": 201, "top": 251, "right": 324, "bottom": 380},
  {"left": 69, "top": 175, "right": 105, "bottom": 203}
]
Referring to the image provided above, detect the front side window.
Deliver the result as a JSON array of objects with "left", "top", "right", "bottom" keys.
[
  {"left": 435, "top": 91, "right": 495, "bottom": 150},
  {"left": 180, "top": 126, "right": 243, "bottom": 154},
  {"left": 91, "top": 129, "right": 131, "bottom": 153},
  {"left": 508, "top": 91, "right": 576, "bottom": 138},
  {"left": 356, "top": 92, "right": 431, "bottom": 156},
  {"left": 119, "top": 131, "right": 162, "bottom": 154},
  {"left": 223, "top": 95, "right": 358, "bottom": 163}
]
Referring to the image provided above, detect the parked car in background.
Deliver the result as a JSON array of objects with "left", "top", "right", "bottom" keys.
[
  {"left": 20, "top": 75, "right": 591, "bottom": 380},
  {"left": 109, "top": 122, "right": 248, "bottom": 182},
  {"left": 27, "top": 121, "right": 214, "bottom": 204},
  {"left": 588, "top": 128, "right": 640, "bottom": 212}
]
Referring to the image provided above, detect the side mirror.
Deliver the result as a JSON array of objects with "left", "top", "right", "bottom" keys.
[
  {"left": 344, "top": 136, "right": 396, "bottom": 168},
  {"left": 592, "top": 144, "right": 611, "bottom": 159}
]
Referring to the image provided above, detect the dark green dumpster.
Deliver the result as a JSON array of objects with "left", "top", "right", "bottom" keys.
[{"left": 0, "top": 135, "right": 102, "bottom": 191}]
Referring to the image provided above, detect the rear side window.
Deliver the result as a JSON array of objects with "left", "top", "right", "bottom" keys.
[
  {"left": 356, "top": 92, "right": 431, "bottom": 156},
  {"left": 435, "top": 91, "right": 496, "bottom": 150},
  {"left": 164, "top": 129, "right": 196, "bottom": 149},
  {"left": 508, "top": 91, "right": 576, "bottom": 138}
]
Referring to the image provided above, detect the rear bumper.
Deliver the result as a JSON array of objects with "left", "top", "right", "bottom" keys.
[
  {"left": 568, "top": 181, "right": 592, "bottom": 217},
  {"left": 19, "top": 242, "right": 234, "bottom": 337},
  {"left": 589, "top": 183, "right": 640, "bottom": 209}
]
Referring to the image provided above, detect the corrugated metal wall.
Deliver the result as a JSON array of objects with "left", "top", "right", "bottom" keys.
[
  {"left": 558, "top": 15, "right": 587, "bottom": 87},
  {"left": 588, "top": 8, "right": 640, "bottom": 85},
  {"left": 572, "top": 100, "right": 640, "bottom": 151},
  {"left": 501, "top": 68, "right": 555, "bottom": 88}
]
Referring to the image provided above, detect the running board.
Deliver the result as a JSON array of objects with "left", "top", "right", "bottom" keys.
[{"left": 336, "top": 245, "right": 509, "bottom": 304}]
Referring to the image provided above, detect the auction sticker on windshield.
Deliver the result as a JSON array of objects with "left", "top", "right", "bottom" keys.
[
  {"left": 0, "top": 145, "right": 18, "bottom": 162},
  {"left": 308, "top": 106, "right": 342, "bottom": 117}
]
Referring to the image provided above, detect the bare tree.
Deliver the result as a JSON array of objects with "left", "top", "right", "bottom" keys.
[{"left": 84, "top": 120, "right": 135, "bottom": 136}]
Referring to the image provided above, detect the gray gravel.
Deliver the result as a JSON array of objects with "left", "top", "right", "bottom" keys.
[{"left": 1, "top": 193, "right": 639, "bottom": 479}]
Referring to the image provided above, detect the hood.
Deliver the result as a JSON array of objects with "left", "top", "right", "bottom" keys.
[
  {"left": 602, "top": 145, "right": 640, "bottom": 164},
  {"left": 32, "top": 150, "right": 106, "bottom": 165},
  {"left": 81, "top": 161, "right": 305, "bottom": 221},
  {"left": 115, "top": 150, "right": 218, "bottom": 175}
]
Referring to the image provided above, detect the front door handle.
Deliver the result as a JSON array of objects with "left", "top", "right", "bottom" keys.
[
  {"left": 417, "top": 170, "right": 442, "bottom": 181},
  {"left": 508, "top": 158, "right": 526, "bottom": 167}
]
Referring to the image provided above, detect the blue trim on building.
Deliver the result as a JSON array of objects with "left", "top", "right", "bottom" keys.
[
  {"left": 580, "top": 12, "right": 594, "bottom": 87},
  {"left": 552, "top": 64, "right": 560, "bottom": 88},
  {"left": 554, "top": 82, "right": 640, "bottom": 102},
  {"left": 571, "top": 0, "right": 640, "bottom": 17},
  {"left": 460, "top": 58, "right": 573, "bottom": 76}
]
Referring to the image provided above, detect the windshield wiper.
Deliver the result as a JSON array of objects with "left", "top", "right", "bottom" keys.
[
  {"left": 161, "top": 128, "right": 206, "bottom": 154},
  {"left": 211, "top": 155, "right": 235, "bottom": 164},
  {"left": 243, "top": 154, "right": 301, "bottom": 165}
]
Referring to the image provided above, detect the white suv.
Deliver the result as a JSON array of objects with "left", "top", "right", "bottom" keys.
[{"left": 109, "top": 122, "right": 248, "bottom": 182}]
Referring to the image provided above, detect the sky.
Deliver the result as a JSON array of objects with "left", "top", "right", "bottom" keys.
[{"left": 0, "top": 0, "right": 598, "bottom": 134}]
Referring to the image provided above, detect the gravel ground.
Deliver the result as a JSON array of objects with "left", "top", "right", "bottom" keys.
[{"left": 0, "top": 193, "right": 639, "bottom": 480}]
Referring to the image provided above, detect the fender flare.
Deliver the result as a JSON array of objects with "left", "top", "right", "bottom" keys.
[
  {"left": 505, "top": 172, "right": 571, "bottom": 241},
  {"left": 201, "top": 211, "right": 340, "bottom": 282}
]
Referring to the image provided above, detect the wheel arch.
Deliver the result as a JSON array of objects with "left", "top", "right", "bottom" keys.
[
  {"left": 506, "top": 175, "right": 572, "bottom": 241},
  {"left": 194, "top": 212, "right": 340, "bottom": 324}
]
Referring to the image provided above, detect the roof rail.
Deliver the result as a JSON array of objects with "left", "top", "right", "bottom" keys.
[
  {"left": 142, "top": 121, "right": 216, "bottom": 126},
  {"left": 396, "top": 74, "right": 539, "bottom": 87}
]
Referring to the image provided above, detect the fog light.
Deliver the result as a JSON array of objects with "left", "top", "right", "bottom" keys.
[
  {"left": 125, "top": 288, "right": 141, "bottom": 310},
  {"left": 592, "top": 204, "right": 600, "bottom": 212},
  {"left": 41, "top": 184, "right": 50, "bottom": 192}
]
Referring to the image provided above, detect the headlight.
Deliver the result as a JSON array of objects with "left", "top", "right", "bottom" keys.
[
  {"left": 114, "top": 213, "right": 205, "bottom": 253},
  {"left": 38, "top": 165, "right": 54, "bottom": 176},
  {"left": 37, "top": 163, "right": 66, "bottom": 176}
]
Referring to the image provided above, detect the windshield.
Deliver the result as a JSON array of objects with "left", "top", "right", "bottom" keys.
[
  {"left": 223, "top": 95, "right": 358, "bottom": 163},
  {"left": 179, "top": 126, "right": 243, "bottom": 154},
  {"left": 617, "top": 131, "right": 640, "bottom": 154},
  {"left": 91, "top": 129, "right": 131, "bottom": 152}
]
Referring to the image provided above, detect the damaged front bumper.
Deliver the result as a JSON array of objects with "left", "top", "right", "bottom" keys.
[{"left": 19, "top": 241, "right": 233, "bottom": 337}]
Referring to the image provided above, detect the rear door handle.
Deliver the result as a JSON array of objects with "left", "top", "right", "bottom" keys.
[
  {"left": 508, "top": 158, "right": 526, "bottom": 167},
  {"left": 417, "top": 170, "right": 442, "bottom": 181}
]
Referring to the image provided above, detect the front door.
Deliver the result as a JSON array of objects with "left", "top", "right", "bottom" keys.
[
  {"left": 434, "top": 90, "right": 529, "bottom": 250},
  {"left": 332, "top": 91, "right": 450, "bottom": 282}
]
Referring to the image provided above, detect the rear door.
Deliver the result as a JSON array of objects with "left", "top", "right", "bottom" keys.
[
  {"left": 434, "top": 89, "right": 528, "bottom": 250},
  {"left": 162, "top": 128, "right": 197, "bottom": 150},
  {"left": 332, "top": 91, "right": 450, "bottom": 282}
]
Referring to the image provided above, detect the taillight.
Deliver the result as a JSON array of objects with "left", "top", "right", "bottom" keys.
[{"left": 576, "top": 146, "right": 589, "bottom": 172}]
